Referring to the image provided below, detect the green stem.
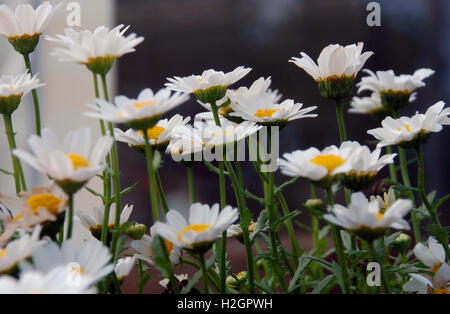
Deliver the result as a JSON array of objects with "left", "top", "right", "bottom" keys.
[
  {"left": 23, "top": 54, "right": 41, "bottom": 136},
  {"left": 198, "top": 253, "right": 209, "bottom": 294},
  {"left": 386, "top": 146, "right": 398, "bottom": 182},
  {"left": 66, "top": 193, "right": 74, "bottom": 239},
  {"left": 142, "top": 132, "right": 160, "bottom": 222},
  {"left": 100, "top": 75, "right": 122, "bottom": 260},
  {"left": 186, "top": 166, "right": 196, "bottom": 204},
  {"left": 155, "top": 170, "right": 169, "bottom": 214},
  {"left": 367, "top": 241, "right": 391, "bottom": 293},
  {"left": 415, "top": 147, "right": 450, "bottom": 260},
  {"left": 326, "top": 186, "right": 350, "bottom": 294},
  {"left": 335, "top": 100, "right": 347, "bottom": 142},
  {"left": 398, "top": 147, "right": 420, "bottom": 243},
  {"left": 2, "top": 114, "right": 24, "bottom": 193}
]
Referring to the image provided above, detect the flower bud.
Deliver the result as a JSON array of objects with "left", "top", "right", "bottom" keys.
[
  {"left": 126, "top": 223, "right": 147, "bottom": 240},
  {"left": 392, "top": 233, "right": 411, "bottom": 252},
  {"left": 305, "top": 198, "right": 324, "bottom": 211}
]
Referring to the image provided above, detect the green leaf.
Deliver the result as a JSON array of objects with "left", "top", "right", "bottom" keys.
[
  {"left": 180, "top": 253, "right": 216, "bottom": 294},
  {"left": 304, "top": 256, "right": 333, "bottom": 271},
  {"left": 340, "top": 230, "right": 352, "bottom": 252},
  {"left": 311, "top": 275, "right": 335, "bottom": 294},
  {"left": 240, "top": 188, "right": 266, "bottom": 206},
  {"left": 203, "top": 160, "right": 229, "bottom": 176},
  {"left": 384, "top": 231, "right": 402, "bottom": 248},
  {"left": 254, "top": 279, "right": 274, "bottom": 293},
  {"left": 427, "top": 224, "right": 449, "bottom": 244},
  {"left": 250, "top": 210, "right": 268, "bottom": 242},
  {"left": 433, "top": 193, "right": 450, "bottom": 210},
  {"left": 274, "top": 177, "right": 299, "bottom": 194},
  {"left": 0, "top": 168, "right": 13, "bottom": 176},
  {"left": 274, "top": 210, "right": 301, "bottom": 229},
  {"left": 118, "top": 182, "right": 139, "bottom": 197},
  {"left": 391, "top": 184, "right": 417, "bottom": 192},
  {"left": 84, "top": 186, "right": 104, "bottom": 201},
  {"left": 151, "top": 236, "right": 174, "bottom": 279},
  {"left": 288, "top": 256, "right": 312, "bottom": 292},
  {"left": 331, "top": 261, "right": 346, "bottom": 293}
]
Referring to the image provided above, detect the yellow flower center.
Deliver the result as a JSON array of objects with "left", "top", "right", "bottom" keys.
[
  {"left": 139, "top": 126, "right": 166, "bottom": 143},
  {"left": 134, "top": 100, "right": 156, "bottom": 109},
  {"left": 220, "top": 106, "right": 233, "bottom": 116},
  {"left": 432, "top": 288, "right": 450, "bottom": 294},
  {"left": 67, "top": 154, "right": 90, "bottom": 170},
  {"left": 0, "top": 248, "right": 7, "bottom": 258},
  {"left": 249, "top": 222, "right": 256, "bottom": 232},
  {"left": 26, "top": 193, "right": 63, "bottom": 215},
  {"left": 310, "top": 155, "right": 346, "bottom": 174},
  {"left": 164, "top": 239, "right": 174, "bottom": 255},
  {"left": 13, "top": 213, "right": 23, "bottom": 222},
  {"left": 254, "top": 109, "right": 278, "bottom": 118},
  {"left": 177, "top": 224, "right": 211, "bottom": 242},
  {"left": 431, "top": 263, "right": 442, "bottom": 274},
  {"left": 377, "top": 212, "right": 384, "bottom": 221},
  {"left": 8, "top": 85, "right": 14, "bottom": 90},
  {"left": 67, "top": 264, "right": 84, "bottom": 276},
  {"left": 405, "top": 124, "right": 411, "bottom": 132}
]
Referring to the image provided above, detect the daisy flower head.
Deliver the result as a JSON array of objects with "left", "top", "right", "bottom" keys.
[
  {"left": 167, "top": 125, "right": 205, "bottom": 164},
  {"left": 77, "top": 204, "right": 133, "bottom": 242},
  {"left": 369, "top": 187, "right": 397, "bottom": 213},
  {"left": 367, "top": 101, "right": 450, "bottom": 149},
  {"left": 227, "top": 222, "right": 256, "bottom": 244},
  {"left": 278, "top": 145, "right": 353, "bottom": 188},
  {"left": 131, "top": 226, "right": 181, "bottom": 265},
  {"left": 45, "top": 24, "right": 144, "bottom": 75},
  {"left": 159, "top": 273, "right": 189, "bottom": 290},
  {"left": 0, "top": 182, "right": 67, "bottom": 239},
  {"left": 357, "top": 68, "right": 434, "bottom": 111},
  {"left": 115, "top": 256, "right": 136, "bottom": 281},
  {"left": 289, "top": 42, "right": 373, "bottom": 100},
  {"left": 0, "top": 267, "right": 96, "bottom": 294},
  {"left": 413, "top": 236, "right": 448, "bottom": 274},
  {"left": 23, "top": 238, "right": 113, "bottom": 285},
  {"left": 0, "top": 225, "right": 44, "bottom": 275},
  {"left": 403, "top": 263, "right": 450, "bottom": 294},
  {"left": 153, "top": 203, "right": 239, "bottom": 254},
  {"left": 85, "top": 88, "right": 189, "bottom": 130},
  {"left": 229, "top": 88, "right": 317, "bottom": 128},
  {"left": 339, "top": 141, "right": 396, "bottom": 191},
  {"left": 323, "top": 192, "right": 412, "bottom": 241},
  {"left": 0, "top": 71, "right": 44, "bottom": 115},
  {"left": 13, "top": 127, "right": 113, "bottom": 195},
  {"left": 114, "top": 114, "right": 190, "bottom": 153},
  {"left": 165, "top": 66, "right": 252, "bottom": 104},
  {"left": 349, "top": 92, "right": 392, "bottom": 121},
  {"left": 0, "top": 1, "right": 61, "bottom": 55}
]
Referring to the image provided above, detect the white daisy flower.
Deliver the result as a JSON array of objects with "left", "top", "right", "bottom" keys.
[
  {"left": 289, "top": 42, "right": 373, "bottom": 82},
  {"left": 0, "top": 267, "right": 96, "bottom": 294},
  {"left": 165, "top": 66, "right": 252, "bottom": 94},
  {"left": 114, "top": 114, "right": 190, "bottom": 150},
  {"left": 153, "top": 203, "right": 239, "bottom": 252},
  {"left": 45, "top": 24, "right": 144, "bottom": 74},
  {"left": 0, "top": 181, "right": 67, "bottom": 231},
  {"left": 0, "top": 225, "right": 44, "bottom": 274},
  {"left": 85, "top": 88, "right": 189, "bottom": 130},
  {"left": 278, "top": 145, "right": 353, "bottom": 183},
  {"left": 159, "top": 273, "right": 188, "bottom": 289},
  {"left": 341, "top": 141, "right": 396, "bottom": 173},
  {"left": 131, "top": 226, "right": 181, "bottom": 265},
  {"left": 166, "top": 126, "right": 206, "bottom": 163},
  {"left": 13, "top": 128, "right": 113, "bottom": 188},
  {"left": 349, "top": 92, "right": 384, "bottom": 114},
  {"left": 403, "top": 263, "right": 450, "bottom": 294},
  {"left": 114, "top": 256, "right": 136, "bottom": 281},
  {"left": 367, "top": 101, "right": 450, "bottom": 148},
  {"left": 0, "top": 2, "right": 61, "bottom": 38},
  {"left": 357, "top": 68, "right": 434, "bottom": 94},
  {"left": 323, "top": 192, "right": 412, "bottom": 239},
  {"left": 23, "top": 238, "right": 113, "bottom": 284},
  {"left": 229, "top": 92, "right": 317, "bottom": 126},
  {"left": 77, "top": 204, "right": 133, "bottom": 239},
  {"left": 226, "top": 222, "right": 256, "bottom": 242},
  {"left": 413, "top": 236, "right": 448, "bottom": 274}
]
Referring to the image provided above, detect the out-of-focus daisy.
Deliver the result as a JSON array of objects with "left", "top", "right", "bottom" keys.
[
  {"left": 85, "top": 88, "right": 189, "bottom": 130},
  {"left": 0, "top": 182, "right": 67, "bottom": 239},
  {"left": 0, "top": 225, "right": 43, "bottom": 274},
  {"left": 153, "top": 203, "right": 239, "bottom": 253},
  {"left": 0, "top": 71, "right": 44, "bottom": 115},
  {"left": 413, "top": 237, "right": 448, "bottom": 274},
  {"left": 0, "top": 267, "right": 96, "bottom": 294},
  {"left": 77, "top": 204, "right": 133, "bottom": 241},
  {"left": 46, "top": 25, "right": 144, "bottom": 75},
  {"left": 23, "top": 238, "right": 113, "bottom": 284},
  {"left": 114, "top": 114, "right": 190, "bottom": 152},
  {"left": 290, "top": 42, "right": 373, "bottom": 99},
  {"left": 0, "top": 2, "right": 61, "bottom": 55},
  {"left": 357, "top": 69, "right": 434, "bottom": 111},
  {"left": 167, "top": 126, "right": 205, "bottom": 164},
  {"left": 403, "top": 264, "right": 450, "bottom": 294},
  {"left": 159, "top": 273, "right": 188, "bottom": 289},
  {"left": 115, "top": 256, "right": 136, "bottom": 281},
  {"left": 229, "top": 92, "right": 317, "bottom": 127},
  {"left": 131, "top": 226, "right": 181, "bottom": 265},
  {"left": 340, "top": 141, "right": 396, "bottom": 191},
  {"left": 323, "top": 192, "right": 412, "bottom": 240},
  {"left": 278, "top": 145, "right": 353, "bottom": 187},
  {"left": 165, "top": 67, "right": 251, "bottom": 104},
  {"left": 13, "top": 128, "right": 113, "bottom": 194},
  {"left": 227, "top": 222, "right": 256, "bottom": 244},
  {"left": 349, "top": 92, "right": 392, "bottom": 121},
  {"left": 367, "top": 101, "right": 450, "bottom": 149}
]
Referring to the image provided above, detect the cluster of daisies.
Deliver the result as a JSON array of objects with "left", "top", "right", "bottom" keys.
[{"left": 0, "top": 1, "right": 448, "bottom": 294}]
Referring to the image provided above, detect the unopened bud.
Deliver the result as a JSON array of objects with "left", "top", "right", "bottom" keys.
[
  {"left": 393, "top": 233, "right": 411, "bottom": 252},
  {"left": 126, "top": 223, "right": 147, "bottom": 240},
  {"left": 305, "top": 198, "right": 324, "bottom": 210}
]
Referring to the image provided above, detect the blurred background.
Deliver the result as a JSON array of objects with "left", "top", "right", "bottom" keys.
[{"left": 0, "top": 0, "right": 449, "bottom": 293}]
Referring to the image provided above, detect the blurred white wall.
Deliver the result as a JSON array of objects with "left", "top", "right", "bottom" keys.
[{"left": 0, "top": 0, "right": 116, "bottom": 241}]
